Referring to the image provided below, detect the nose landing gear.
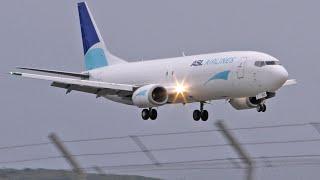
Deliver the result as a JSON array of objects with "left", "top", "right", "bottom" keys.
[
  {"left": 193, "top": 102, "right": 209, "bottom": 121},
  {"left": 141, "top": 108, "right": 158, "bottom": 120},
  {"left": 257, "top": 103, "right": 267, "bottom": 112}
]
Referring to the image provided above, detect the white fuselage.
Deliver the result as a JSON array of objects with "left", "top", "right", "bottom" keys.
[{"left": 88, "top": 51, "right": 288, "bottom": 105}]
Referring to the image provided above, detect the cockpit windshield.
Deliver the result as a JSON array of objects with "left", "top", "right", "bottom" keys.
[{"left": 254, "top": 61, "right": 280, "bottom": 67}]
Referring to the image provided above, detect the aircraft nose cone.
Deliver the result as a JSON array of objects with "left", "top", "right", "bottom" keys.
[
  {"left": 277, "top": 66, "right": 288, "bottom": 84},
  {"left": 271, "top": 66, "right": 288, "bottom": 90}
]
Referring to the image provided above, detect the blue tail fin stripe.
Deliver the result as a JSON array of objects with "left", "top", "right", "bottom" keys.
[
  {"left": 78, "top": 2, "right": 100, "bottom": 54},
  {"left": 84, "top": 48, "right": 108, "bottom": 70}
]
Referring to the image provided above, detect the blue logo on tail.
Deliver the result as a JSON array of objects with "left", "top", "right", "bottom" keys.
[{"left": 84, "top": 48, "right": 108, "bottom": 70}]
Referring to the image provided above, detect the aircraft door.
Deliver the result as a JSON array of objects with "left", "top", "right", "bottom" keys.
[
  {"left": 236, "top": 58, "right": 246, "bottom": 79},
  {"left": 165, "top": 64, "right": 175, "bottom": 84}
]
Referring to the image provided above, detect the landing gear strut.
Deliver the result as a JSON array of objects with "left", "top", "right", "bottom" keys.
[
  {"left": 141, "top": 108, "right": 158, "bottom": 120},
  {"left": 257, "top": 103, "right": 267, "bottom": 112},
  {"left": 193, "top": 102, "right": 209, "bottom": 121}
]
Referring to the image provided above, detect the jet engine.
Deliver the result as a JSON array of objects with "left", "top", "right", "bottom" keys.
[
  {"left": 229, "top": 97, "right": 264, "bottom": 110},
  {"left": 132, "top": 84, "right": 168, "bottom": 108}
]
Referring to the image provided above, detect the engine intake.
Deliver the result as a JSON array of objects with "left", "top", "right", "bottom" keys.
[{"left": 132, "top": 84, "right": 168, "bottom": 108}]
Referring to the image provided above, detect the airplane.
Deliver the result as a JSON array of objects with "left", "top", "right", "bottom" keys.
[{"left": 10, "top": 2, "right": 296, "bottom": 121}]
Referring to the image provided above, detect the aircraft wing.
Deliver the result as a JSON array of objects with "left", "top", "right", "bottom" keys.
[
  {"left": 16, "top": 67, "right": 90, "bottom": 79},
  {"left": 10, "top": 72, "right": 136, "bottom": 97}
]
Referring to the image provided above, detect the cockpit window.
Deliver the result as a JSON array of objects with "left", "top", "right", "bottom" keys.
[
  {"left": 265, "top": 61, "right": 280, "bottom": 65},
  {"left": 255, "top": 61, "right": 280, "bottom": 67},
  {"left": 254, "top": 61, "right": 266, "bottom": 67}
]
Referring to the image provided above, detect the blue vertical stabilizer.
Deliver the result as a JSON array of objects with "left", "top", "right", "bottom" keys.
[
  {"left": 77, "top": 2, "right": 127, "bottom": 70},
  {"left": 78, "top": 2, "right": 100, "bottom": 55},
  {"left": 77, "top": 2, "right": 108, "bottom": 70}
]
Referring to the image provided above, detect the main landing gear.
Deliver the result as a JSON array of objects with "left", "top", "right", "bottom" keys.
[
  {"left": 257, "top": 103, "right": 267, "bottom": 112},
  {"left": 141, "top": 108, "right": 158, "bottom": 120},
  {"left": 193, "top": 102, "right": 209, "bottom": 121}
]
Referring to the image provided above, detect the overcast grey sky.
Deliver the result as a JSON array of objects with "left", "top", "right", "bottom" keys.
[{"left": 0, "top": 0, "right": 319, "bottom": 179}]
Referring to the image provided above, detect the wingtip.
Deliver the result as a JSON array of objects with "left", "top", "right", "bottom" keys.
[
  {"left": 16, "top": 67, "right": 32, "bottom": 71},
  {"left": 9, "top": 72, "right": 22, "bottom": 76}
]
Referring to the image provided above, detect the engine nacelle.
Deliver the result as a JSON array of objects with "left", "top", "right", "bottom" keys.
[
  {"left": 229, "top": 97, "right": 264, "bottom": 110},
  {"left": 132, "top": 84, "right": 168, "bottom": 108}
]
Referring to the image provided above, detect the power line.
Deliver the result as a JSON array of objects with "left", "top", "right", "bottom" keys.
[
  {"left": 0, "top": 142, "right": 51, "bottom": 151},
  {"left": 0, "top": 122, "right": 313, "bottom": 151},
  {"left": 81, "top": 156, "right": 320, "bottom": 173},
  {"left": 82, "top": 154, "right": 320, "bottom": 170},
  {"left": 0, "top": 155, "right": 62, "bottom": 164},
  {"left": 136, "top": 122, "right": 312, "bottom": 138},
  {"left": 5, "top": 154, "right": 316, "bottom": 171},
  {"left": 1, "top": 137, "right": 320, "bottom": 165}
]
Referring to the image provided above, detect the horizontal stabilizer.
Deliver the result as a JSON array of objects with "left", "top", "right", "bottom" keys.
[
  {"left": 17, "top": 67, "right": 89, "bottom": 79},
  {"left": 282, "top": 79, "right": 297, "bottom": 87}
]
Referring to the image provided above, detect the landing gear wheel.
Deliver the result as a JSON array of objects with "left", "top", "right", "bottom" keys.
[
  {"left": 257, "top": 105, "right": 262, "bottom": 112},
  {"left": 257, "top": 104, "right": 267, "bottom": 112},
  {"left": 193, "top": 102, "right": 210, "bottom": 121},
  {"left": 193, "top": 110, "right": 201, "bottom": 121},
  {"left": 201, "top": 110, "right": 209, "bottom": 121},
  {"left": 262, "top": 104, "right": 267, "bottom": 112},
  {"left": 149, "top": 109, "right": 158, "bottom": 120},
  {"left": 141, "top": 109, "right": 150, "bottom": 120}
]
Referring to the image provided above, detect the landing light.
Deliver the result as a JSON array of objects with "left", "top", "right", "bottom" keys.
[
  {"left": 173, "top": 81, "right": 188, "bottom": 103},
  {"left": 175, "top": 84, "right": 186, "bottom": 94}
]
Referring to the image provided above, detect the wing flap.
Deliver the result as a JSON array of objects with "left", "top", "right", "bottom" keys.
[
  {"left": 51, "top": 82, "right": 98, "bottom": 94},
  {"left": 50, "top": 82, "right": 125, "bottom": 96}
]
